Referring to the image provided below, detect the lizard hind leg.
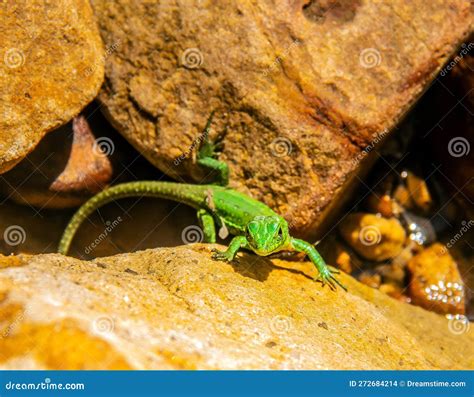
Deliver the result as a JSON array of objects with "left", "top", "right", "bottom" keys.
[{"left": 197, "top": 209, "right": 217, "bottom": 243}]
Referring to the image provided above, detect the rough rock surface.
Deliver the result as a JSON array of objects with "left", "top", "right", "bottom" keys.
[
  {"left": 0, "top": 0, "right": 104, "bottom": 173},
  {"left": 0, "top": 246, "right": 472, "bottom": 369},
  {"left": 91, "top": 0, "right": 472, "bottom": 240}
]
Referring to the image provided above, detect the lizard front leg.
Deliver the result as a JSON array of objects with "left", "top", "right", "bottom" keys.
[
  {"left": 290, "top": 238, "right": 346, "bottom": 291},
  {"left": 212, "top": 236, "right": 248, "bottom": 262}
]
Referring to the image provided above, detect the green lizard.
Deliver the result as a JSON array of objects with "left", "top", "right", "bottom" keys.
[{"left": 58, "top": 114, "right": 346, "bottom": 291}]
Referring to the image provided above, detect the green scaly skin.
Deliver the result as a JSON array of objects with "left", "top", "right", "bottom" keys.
[{"left": 58, "top": 114, "right": 346, "bottom": 291}]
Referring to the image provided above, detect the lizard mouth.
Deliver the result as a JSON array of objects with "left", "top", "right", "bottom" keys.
[{"left": 252, "top": 244, "right": 283, "bottom": 256}]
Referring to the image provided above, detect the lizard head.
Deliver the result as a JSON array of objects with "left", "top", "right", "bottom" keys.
[{"left": 245, "top": 215, "right": 289, "bottom": 256}]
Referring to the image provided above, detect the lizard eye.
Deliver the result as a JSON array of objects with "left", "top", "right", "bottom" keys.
[
  {"left": 277, "top": 227, "right": 284, "bottom": 239},
  {"left": 247, "top": 221, "right": 259, "bottom": 235}
]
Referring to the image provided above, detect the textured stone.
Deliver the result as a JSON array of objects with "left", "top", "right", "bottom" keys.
[
  {"left": 0, "top": 0, "right": 104, "bottom": 173},
  {"left": 0, "top": 246, "right": 473, "bottom": 369},
  {"left": 91, "top": 0, "right": 472, "bottom": 240}
]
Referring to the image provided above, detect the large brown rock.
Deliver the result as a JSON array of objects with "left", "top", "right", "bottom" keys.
[
  {"left": 91, "top": 0, "right": 472, "bottom": 240},
  {"left": 0, "top": 246, "right": 472, "bottom": 369},
  {"left": 0, "top": 194, "right": 195, "bottom": 258},
  {"left": 0, "top": 0, "right": 104, "bottom": 173}
]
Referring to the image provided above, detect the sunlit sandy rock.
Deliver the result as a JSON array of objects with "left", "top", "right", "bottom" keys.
[{"left": 0, "top": 246, "right": 472, "bottom": 369}]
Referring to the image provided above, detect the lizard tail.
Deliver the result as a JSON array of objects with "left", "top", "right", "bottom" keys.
[{"left": 57, "top": 181, "right": 207, "bottom": 255}]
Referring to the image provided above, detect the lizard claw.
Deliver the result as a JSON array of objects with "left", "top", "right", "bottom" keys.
[{"left": 316, "top": 269, "right": 347, "bottom": 292}]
